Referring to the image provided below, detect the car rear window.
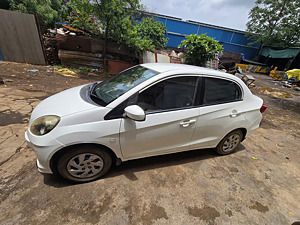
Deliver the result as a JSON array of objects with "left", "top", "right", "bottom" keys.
[{"left": 203, "top": 77, "right": 242, "bottom": 105}]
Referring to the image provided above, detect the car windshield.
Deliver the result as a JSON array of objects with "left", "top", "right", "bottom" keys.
[{"left": 92, "top": 66, "right": 158, "bottom": 105}]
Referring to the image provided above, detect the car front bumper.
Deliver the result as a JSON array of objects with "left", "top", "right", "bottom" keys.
[{"left": 25, "top": 130, "right": 63, "bottom": 174}]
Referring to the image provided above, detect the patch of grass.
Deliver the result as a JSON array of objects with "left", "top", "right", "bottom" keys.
[
  {"left": 53, "top": 65, "right": 103, "bottom": 73},
  {"left": 54, "top": 65, "right": 65, "bottom": 70}
]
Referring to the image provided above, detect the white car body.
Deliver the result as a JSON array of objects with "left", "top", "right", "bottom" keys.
[{"left": 25, "top": 63, "right": 263, "bottom": 181}]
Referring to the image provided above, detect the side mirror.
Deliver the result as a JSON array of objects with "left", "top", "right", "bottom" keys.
[{"left": 124, "top": 105, "right": 146, "bottom": 121}]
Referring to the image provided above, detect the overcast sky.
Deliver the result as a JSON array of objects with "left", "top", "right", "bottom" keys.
[{"left": 140, "top": 0, "right": 256, "bottom": 31}]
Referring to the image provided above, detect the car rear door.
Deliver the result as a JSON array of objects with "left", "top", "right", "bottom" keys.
[
  {"left": 190, "top": 77, "right": 245, "bottom": 149},
  {"left": 120, "top": 76, "right": 200, "bottom": 159}
]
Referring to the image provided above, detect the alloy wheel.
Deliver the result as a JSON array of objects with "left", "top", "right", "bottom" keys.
[
  {"left": 222, "top": 134, "right": 240, "bottom": 152},
  {"left": 67, "top": 153, "right": 104, "bottom": 178}
]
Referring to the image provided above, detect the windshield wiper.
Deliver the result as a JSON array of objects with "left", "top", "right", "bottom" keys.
[
  {"left": 88, "top": 82, "right": 107, "bottom": 106},
  {"left": 89, "top": 82, "right": 98, "bottom": 94}
]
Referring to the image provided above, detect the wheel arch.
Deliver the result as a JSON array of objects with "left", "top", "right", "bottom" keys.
[
  {"left": 238, "top": 128, "right": 247, "bottom": 141},
  {"left": 50, "top": 143, "right": 119, "bottom": 174}
]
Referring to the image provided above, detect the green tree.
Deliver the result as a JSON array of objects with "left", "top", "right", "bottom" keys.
[
  {"left": 0, "top": 0, "right": 10, "bottom": 10},
  {"left": 133, "top": 17, "right": 168, "bottom": 51},
  {"left": 68, "top": 1, "right": 141, "bottom": 41},
  {"left": 178, "top": 34, "right": 223, "bottom": 67},
  {"left": 9, "top": 0, "right": 66, "bottom": 27},
  {"left": 246, "top": 0, "right": 300, "bottom": 47},
  {"left": 68, "top": 0, "right": 96, "bottom": 31},
  {"left": 69, "top": 0, "right": 143, "bottom": 70},
  {"left": 68, "top": 1, "right": 168, "bottom": 51},
  {"left": 93, "top": 0, "right": 141, "bottom": 43}
]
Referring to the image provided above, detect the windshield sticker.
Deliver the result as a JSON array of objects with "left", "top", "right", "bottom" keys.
[{"left": 145, "top": 74, "right": 154, "bottom": 79}]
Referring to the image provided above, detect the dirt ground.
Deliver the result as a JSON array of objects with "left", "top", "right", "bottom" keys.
[{"left": 0, "top": 61, "right": 300, "bottom": 225}]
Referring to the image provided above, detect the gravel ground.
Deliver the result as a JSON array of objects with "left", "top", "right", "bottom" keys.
[{"left": 0, "top": 61, "right": 300, "bottom": 225}]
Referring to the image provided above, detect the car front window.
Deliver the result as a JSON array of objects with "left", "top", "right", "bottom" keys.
[
  {"left": 137, "top": 76, "right": 198, "bottom": 112},
  {"left": 92, "top": 66, "right": 158, "bottom": 105}
]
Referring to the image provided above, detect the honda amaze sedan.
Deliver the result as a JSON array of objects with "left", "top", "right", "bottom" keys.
[{"left": 25, "top": 63, "right": 266, "bottom": 183}]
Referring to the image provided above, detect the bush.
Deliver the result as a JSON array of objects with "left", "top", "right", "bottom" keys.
[{"left": 178, "top": 34, "right": 223, "bottom": 67}]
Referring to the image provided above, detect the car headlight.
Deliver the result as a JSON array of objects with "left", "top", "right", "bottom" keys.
[{"left": 30, "top": 115, "right": 60, "bottom": 136}]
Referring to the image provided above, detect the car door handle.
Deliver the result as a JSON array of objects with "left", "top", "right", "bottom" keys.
[
  {"left": 230, "top": 111, "right": 241, "bottom": 118},
  {"left": 180, "top": 119, "right": 196, "bottom": 127}
]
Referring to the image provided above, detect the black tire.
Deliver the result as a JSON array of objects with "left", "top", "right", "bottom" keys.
[
  {"left": 216, "top": 130, "right": 243, "bottom": 155},
  {"left": 57, "top": 145, "right": 112, "bottom": 183}
]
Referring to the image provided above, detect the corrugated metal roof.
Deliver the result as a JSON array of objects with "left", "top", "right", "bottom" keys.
[{"left": 142, "top": 11, "right": 247, "bottom": 34}]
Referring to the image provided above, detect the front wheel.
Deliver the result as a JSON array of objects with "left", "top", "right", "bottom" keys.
[
  {"left": 57, "top": 145, "right": 112, "bottom": 183},
  {"left": 216, "top": 130, "right": 243, "bottom": 155}
]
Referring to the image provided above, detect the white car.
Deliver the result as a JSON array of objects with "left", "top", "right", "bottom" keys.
[{"left": 25, "top": 63, "right": 266, "bottom": 183}]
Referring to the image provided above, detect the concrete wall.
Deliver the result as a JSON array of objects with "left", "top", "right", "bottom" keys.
[
  {"left": 157, "top": 54, "right": 170, "bottom": 63},
  {"left": 143, "top": 51, "right": 171, "bottom": 63},
  {"left": 142, "top": 51, "right": 156, "bottom": 63},
  {"left": 0, "top": 9, "right": 46, "bottom": 65}
]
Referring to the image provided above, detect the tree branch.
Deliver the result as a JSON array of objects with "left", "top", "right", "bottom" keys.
[{"left": 269, "top": 0, "right": 288, "bottom": 36}]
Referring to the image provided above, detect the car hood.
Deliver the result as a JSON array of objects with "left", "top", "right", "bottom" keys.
[{"left": 30, "top": 85, "right": 99, "bottom": 122}]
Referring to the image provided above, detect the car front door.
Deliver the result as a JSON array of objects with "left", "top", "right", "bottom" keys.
[{"left": 120, "top": 76, "right": 200, "bottom": 159}]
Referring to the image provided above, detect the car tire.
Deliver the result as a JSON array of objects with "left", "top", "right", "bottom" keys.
[
  {"left": 216, "top": 130, "right": 243, "bottom": 155},
  {"left": 57, "top": 145, "right": 112, "bottom": 183}
]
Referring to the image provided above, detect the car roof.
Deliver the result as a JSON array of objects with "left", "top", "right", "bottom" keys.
[{"left": 141, "top": 63, "right": 233, "bottom": 78}]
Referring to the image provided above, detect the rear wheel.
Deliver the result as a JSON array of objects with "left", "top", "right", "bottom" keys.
[
  {"left": 57, "top": 145, "right": 112, "bottom": 183},
  {"left": 216, "top": 130, "right": 243, "bottom": 155}
]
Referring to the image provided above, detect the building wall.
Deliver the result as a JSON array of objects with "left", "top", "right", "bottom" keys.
[{"left": 147, "top": 13, "right": 260, "bottom": 60}]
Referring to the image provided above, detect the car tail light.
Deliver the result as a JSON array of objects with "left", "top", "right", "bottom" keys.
[{"left": 260, "top": 104, "right": 267, "bottom": 113}]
